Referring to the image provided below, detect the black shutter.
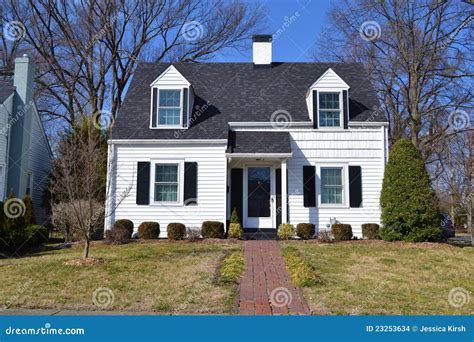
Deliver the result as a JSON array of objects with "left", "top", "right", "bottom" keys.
[
  {"left": 136, "top": 162, "right": 150, "bottom": 205},
  {"left": 276, "top": 168, "right": 282, "bottom": 228},
  {"left": 303, "top": 165, "right": 316, "bottom": 207},
  {"left": 312, "top": 90, "right": 318, "bottom": 129},
  {"left": 152, "top": 88, "right": 158, "bottom": 127},
  {"left": 182, "top": 88, "right": 188, "bottom": 127},
  {"left": 343, "top": 89, "right": 349, "bottom": 129},
  {"left": 230, "top": 169, "right": 243, "bottom": 224},
  {"left": 349, "top": 166, "right": 362, "bottom": 207},
  {"left": 184, "top": 162, "right": 197, "bottom": 205}
]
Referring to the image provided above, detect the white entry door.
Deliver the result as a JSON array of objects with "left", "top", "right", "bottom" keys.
[{"left": 244, "top": 166, "right": 274, "bottom": 228}]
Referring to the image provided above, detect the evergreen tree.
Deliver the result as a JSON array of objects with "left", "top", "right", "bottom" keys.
[{"left": 380, "top": 139, "right": 442, "bottom": 242}]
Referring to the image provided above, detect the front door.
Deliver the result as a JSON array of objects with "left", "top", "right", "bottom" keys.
[{"left": 245, "top": 166, "right": 273, "bottom": 228}]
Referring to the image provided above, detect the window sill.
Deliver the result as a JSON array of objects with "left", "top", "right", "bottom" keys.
[
  {"left": 319, "top": 204, "right": 349, "bottom": 209},
  {"left": 149, "top": 126, "right": 186, "bottom": 130},
  {"left": 149, "top": 202, "right": 183, "bottom": 207}
]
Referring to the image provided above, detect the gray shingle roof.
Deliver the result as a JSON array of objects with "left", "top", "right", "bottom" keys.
[
  {"left": 227, "top": 131, "right": 291, "bottom": 154},
  {"left": 0, "top": 75, "right": 14, "bottom": 104},
  {"left": 112, "top": 62, "right": 386, "bottom": 140}
]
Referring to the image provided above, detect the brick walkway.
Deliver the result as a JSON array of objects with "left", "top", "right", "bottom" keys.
[{"left": 238, "top": 240, "right": 310, "bottom": 315}]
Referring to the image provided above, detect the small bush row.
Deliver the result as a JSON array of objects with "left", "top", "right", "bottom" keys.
[
  {"left": 108, "top": 220, "right": 232, "bottom": 242},
  {"left": 276, "top": 222, "right": 381, "bottom": 241},
  {"left": 218, "top": 250, "right": 245, "bottom": 284}
]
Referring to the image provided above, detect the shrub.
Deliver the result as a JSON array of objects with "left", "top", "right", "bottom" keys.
[
  {"left": 296, "top": 223, "right": 315, "bottom": 240},
  {"left": 201, "top": 221, "right": 225, "bottom": 239},
  {"left": 282, "top": 247, "right": 321, "bottom": 287},
  {"left": 331, "top": 224, "right": 353, "bottom": 241},
  {"left": 105, "top": 227, "right": 130, "bottom": 245},
  {"left": 317, "top": 230, "right": 333, "bottom": 243},
  {"left": 405, "top": 226, "right": 443, "bottom": 242},
  {"left": 25, "top": 225, "right": 49, "bottom": 247},
  {"left": 362, "top": 223, "right": 380, "bottom": 239},
  {"left": 277, "top": 223, "right": 295, "bottom": 240},
  {"left": 113, "top": 219, "right": 134, "bottom": 238},
  {"left": 186, "top": 228, "right": 201, "bottom": 241},
  {"left": 167, "top": 223, "right": 186, "bottom": 240},
  {"left": 23, "top": 195, "right": 36, "bottom": 226},
  {"left": 138, "top": 222, "right": 160, "bottom": 239},
  {"left": 228, "top": 223, "right": 243, "bottom": 239},
  {"left": 380, "top": 139, "right": 441, "bottom": 242},
  {"left": 219, "top": 250, "right": 245, "bottom": 284},
  {"left": 230, "top": 207, "right": 240, "bottom": 224},
  {"left": 379, "top": 226, "right": 404, "bottom": 241}
]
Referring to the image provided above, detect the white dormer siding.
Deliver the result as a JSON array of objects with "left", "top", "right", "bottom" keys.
[
  {"left": 306, "top": 68, "right": 349, "bottom": 128},
  {"left": 149, "top": 65, "right": 193, "bottom": 129}
]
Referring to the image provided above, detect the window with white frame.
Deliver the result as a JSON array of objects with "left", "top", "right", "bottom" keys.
[
  {"left": 158, "top": 89, "right": 181, "bottom": 126},
  {"left": 319, "top": 92, "right": 341, "bottom": 127},
  {"left": 321, "top": 167, "right": 343, "bottom": 204},
  {"left": 154, "top": 164, "right": 179, "bottom": 202}
]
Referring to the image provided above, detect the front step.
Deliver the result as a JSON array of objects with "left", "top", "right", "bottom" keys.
[{"left": 243, "top": 228, "right": 278, "bottom": 240}]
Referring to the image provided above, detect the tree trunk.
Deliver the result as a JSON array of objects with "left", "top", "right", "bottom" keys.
[{"left": 83, "top": 238, "right": 90, "bottom": 259}]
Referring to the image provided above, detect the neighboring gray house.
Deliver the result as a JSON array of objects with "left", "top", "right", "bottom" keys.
[
  {"left": 0, "top": 55, "right": 53, "bottom": 224},
  {"left": 105, "top": 35, "right": 388, "bottom": 237}
]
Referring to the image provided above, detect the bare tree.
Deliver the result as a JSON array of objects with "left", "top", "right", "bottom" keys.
[
  {"left": 10, "top": 0, "right": 264, "bottom": 128},
  {"left": 50, "top": 120, "right": 130, "bottom": 258},
  {"left": 314, "top": 0, "right": 473, "bottom": 153}
]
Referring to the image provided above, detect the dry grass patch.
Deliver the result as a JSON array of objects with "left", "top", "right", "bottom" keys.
[
  {"left": 282, "top": 240, "right": 474, "bottom": 315},
  {"left": 0, "top": 240, "right": 241, "bottom": 314}
]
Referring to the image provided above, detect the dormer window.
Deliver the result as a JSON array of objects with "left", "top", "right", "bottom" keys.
[
  {"left": 150, "top": 65, "right": 192, "bottom": 129},
  {"left": 319, "top": 92, "right": 341, "bottom": 127},
  {"left": 158, "top": 89, "right": 181, "bottom": 125}
]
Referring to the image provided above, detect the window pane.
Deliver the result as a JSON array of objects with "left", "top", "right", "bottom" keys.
[
  {"left": 159, "top": 90, "right": 181, "bottom": 107},
  {"left": 155, "top": 165, "right": 178, "bottom": 182},
  {"left": 319, "top": 110, "right": 340, "bottom": 127},
  {"left": 321, "top": 168, "right": 343, "bottom": 204},
  {"left": 319, "top": 93, "right": 339, "bottom": 109},
  {"left": 158, "top": 108, "right": 181, "bottom": 125},
  {"left": 155, "top": 184, "right": 178, "bottom": 202}
]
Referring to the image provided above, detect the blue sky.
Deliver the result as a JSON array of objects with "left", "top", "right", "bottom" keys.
[{"left": 216, "top": 0, "right": 332, "bottom": 63}]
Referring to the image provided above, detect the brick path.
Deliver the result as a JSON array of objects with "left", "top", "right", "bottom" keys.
[{"left": 238, "top": 240, "right": 310, "bottom": 315}]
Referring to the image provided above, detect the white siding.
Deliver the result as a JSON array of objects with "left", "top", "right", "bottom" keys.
[
  {"left": 107, "top": 143, "right": 227, "bottom": 237},
  {"left": 310, "top": 68, "right": 349, "bottom": 89},
  {"left": 287, "top": 127, "right": 384, "bottom": 236},
  {"left": 0, "top": 94, "right": 13, "bottom": 199},
  {"left": 150, "top": 65, "right": 190, "bottom": 88}
]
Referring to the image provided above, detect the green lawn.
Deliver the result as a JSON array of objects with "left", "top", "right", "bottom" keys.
[
  {"left": 0, "top": 240, "right": 242, "bottom": 314},
  {"left": 282, "top": 240, "right": 474, "bottom": 315}
]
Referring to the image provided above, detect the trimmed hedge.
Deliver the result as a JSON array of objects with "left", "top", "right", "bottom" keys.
[
  {"left": 362, "top": 223, "right": 380, "bottom": 240},
  {"left": 113, "top": 219, "right": 134, "bottom": 238},
  {"left": 296, "top": 223, "right": 315, "bottom": 240},
  {"left": 167, "top": 223, "right": 186, "bottom": 240},
  {"left": 331, "top": 224, "right": 353, "bottom": 241},
  {"left": 105, "top": 226, "right": 130, "bottom": 245},
  {"left": 380, "top": 139, "right": 441, "bottom": 242},
  {"left": 278, "top": 223, "right": 295, "bottom": 240},
  {"left": 228, "top": 223, "right": 243, "bottom": 239},
  {"left": 201, "top": 221, "right": 225, "bottom": 239},
  {"left": 138, "top": 222, "right": 160, "bottom": 239}
]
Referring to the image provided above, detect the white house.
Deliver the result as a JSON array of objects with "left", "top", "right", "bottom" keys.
[{"left": 105, "top": 35, "right": 388, "bottom": 237}]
